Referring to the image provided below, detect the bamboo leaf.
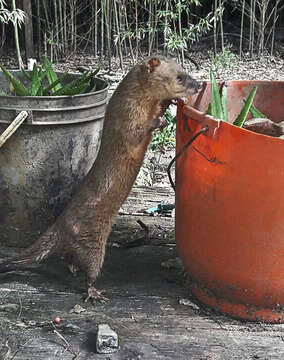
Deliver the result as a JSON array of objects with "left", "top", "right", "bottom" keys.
[
  {"left": 233, "top": 86, "right": 258, "bottom": 127},
  {"left": 0, "top": 64, "right": 29, "bottom": 96}
]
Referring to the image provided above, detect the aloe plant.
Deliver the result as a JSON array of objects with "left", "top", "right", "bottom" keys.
[
  {"left": 0, "top": 57, "right": 105, "bottom": 96},
  {"left": 208, "top": 70, "right": 261, "bottom": 127},
  {"left": 233, "top": 86, "right": 258, "bottom": 127},
  {"left": 249, "top": 103, "right": 266, "bottom": 118},
  {"left": 210, "top": 69, "right": 224, "bottom": 120}
]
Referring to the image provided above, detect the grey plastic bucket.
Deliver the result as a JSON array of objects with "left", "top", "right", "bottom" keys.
[{"left": 0, "top": 71, "right": 108, "bottom": 247}]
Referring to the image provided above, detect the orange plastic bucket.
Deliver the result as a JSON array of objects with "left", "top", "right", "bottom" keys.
[{"left": 175, "top": 81, "right": 284, "bottom": 323}]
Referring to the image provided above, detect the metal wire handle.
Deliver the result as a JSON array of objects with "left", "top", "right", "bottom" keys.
[{"left": 167, "top": 125, "right": 209, "bottom": 191}]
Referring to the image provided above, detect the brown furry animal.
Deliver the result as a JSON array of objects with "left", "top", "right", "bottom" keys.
[{"left": 0, "top": 56, "right": 200, "bottom": 302}]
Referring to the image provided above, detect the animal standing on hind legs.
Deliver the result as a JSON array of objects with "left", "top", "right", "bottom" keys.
[{"left": 0, "top": 56, "right": 200, "bottom": 303}]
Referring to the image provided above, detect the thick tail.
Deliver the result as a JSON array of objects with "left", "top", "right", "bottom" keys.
[{"left": 0, "top": 227, "right": 58, "bottom": 273}]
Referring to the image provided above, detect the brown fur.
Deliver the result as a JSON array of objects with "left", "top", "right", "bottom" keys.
[{"left": 0, "top": 56, "right": 200, "bottom": 302}]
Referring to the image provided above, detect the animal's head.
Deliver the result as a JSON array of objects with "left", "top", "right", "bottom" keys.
[{"left": 144, "top": 56, "right": 201, "bottom": 100}]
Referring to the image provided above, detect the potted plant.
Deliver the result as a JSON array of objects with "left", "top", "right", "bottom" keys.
[{"left": 0, "top": 58, "right": 108, "bottom": 247}]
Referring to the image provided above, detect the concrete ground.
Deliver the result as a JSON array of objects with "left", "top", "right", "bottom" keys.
[{"left": 0, "top": 186, "right": 284, "bottom": 360}]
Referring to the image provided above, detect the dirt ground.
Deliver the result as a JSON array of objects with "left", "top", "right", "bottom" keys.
[
  {"left": 0, "top": 186, "right": 284, "bottom": 360},
  {"left": 0, "top": 50, "right": 284, "bottom": 359}
]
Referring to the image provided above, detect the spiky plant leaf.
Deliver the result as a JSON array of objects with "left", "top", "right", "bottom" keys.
[
  {"left": 0, "top": 64, "right": 29, "bottom": 96},
  {"left": 249, "top": 104, "right": 266, "bottom": 118},
  {"left": 42, "top": 56, "right": 62, "bottom": 93},
  {"left": 36, "top": 86, "right": 44, "bottom": 96},
  {"left": 30, "top": 64, "right": 41, "bottom": 96},
  {"left": 210, "top": 69, "right": 224, "bottom": 120},
  {"left": 206, "top": 102, "right": 213, "bottom": 115},
  {"left": 21, "top": 68, "right": 32, "bottom": 81},
  {"left": 221, "top": 83, "right": 229, "bottom": 122},
  {"left": 53, "top": 70, "right": 99, "bottom": 96},
  {"left": 233, "top": 87, "right": 258, "bottom": 127},
  {"left": 42, "top": 73, "right": 67, "bottom": 95}
]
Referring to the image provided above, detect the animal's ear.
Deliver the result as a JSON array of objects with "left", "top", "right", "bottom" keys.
[{"left": 146, "top": 57, "right": 161, "bottom": 73}]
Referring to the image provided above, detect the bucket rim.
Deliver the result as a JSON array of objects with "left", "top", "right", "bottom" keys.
[{"left": 181, "top": 79, "right": 284, "bottom": 141}]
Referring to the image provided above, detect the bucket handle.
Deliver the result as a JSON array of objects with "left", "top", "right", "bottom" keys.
[
  {"left": 0, "top": 111, "right": 28, "bottom": 149},
  {"left": 167, "top": 125, "right": 209, "bottom": 191}
]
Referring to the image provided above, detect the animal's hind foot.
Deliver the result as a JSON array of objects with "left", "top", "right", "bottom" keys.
[{"left": 84, "top": 286, "right": 109, "bottom": 304}]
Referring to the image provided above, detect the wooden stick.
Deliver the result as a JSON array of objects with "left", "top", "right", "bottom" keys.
[{"left": 0, "top": 111, "right": 28, "bottom": 149}]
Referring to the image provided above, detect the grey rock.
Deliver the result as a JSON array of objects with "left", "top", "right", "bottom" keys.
[{"left": 96, "top": 324, "right": 119, "bottom": 354}]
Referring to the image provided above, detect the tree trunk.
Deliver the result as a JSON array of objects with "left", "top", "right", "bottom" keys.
[{"left": 23, "top": 0, "right": 35, "bottom": 60}]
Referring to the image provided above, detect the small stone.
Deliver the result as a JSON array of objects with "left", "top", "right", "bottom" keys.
[
  {"left": 179, "top": 298, "right": 200, "bottom": 310},
  {"left": 96, "top": 324, "right": 119, "bottom": 354},
  {"left": 161, "top": 257, "right": 184, "bottom": 271},
  {"left": 0, "top": 303, "right": 20, "bottom": 312},
  {"left": 70, "top": 304, "right": 86, "bottom": 314}
]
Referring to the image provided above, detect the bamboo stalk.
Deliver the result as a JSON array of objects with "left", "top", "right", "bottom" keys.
[
  {"left": 177, "top": 0, "right": 184, "bottom": 66},
  {"left": 123, "top": 1, "right": 135, "bottom": 63},
  {"left": 36, "top": 0, "right": 41, "bottom": 58},
  {"left": 63, "top": 0, "right": 67, "bottom": 55},
  {"left": 135, "top": 0, "right": 138, "bottom": 60},
  {"left": 213, "top": 0, "right": 217, "bottom": 55},
  {"left": 163, "top": 1, "right": 169, "bottom": 56},
  {"left": 12, "top": 0, "right": 24, "bottom": 69},
  {"left": 270, "top": 0, "right": 280, "bottom": 55},
  {"left": 239, "top": 0, "right": 245, "bottom": 57},
  {"left": 94, "top": 0, "right": 98, "bottom": 56},
  {"left": 114, "top": 0, "right": 123, "bottom": 69},
  {"left": 219, "top": 0, "right": 224, "bottom": 51}
]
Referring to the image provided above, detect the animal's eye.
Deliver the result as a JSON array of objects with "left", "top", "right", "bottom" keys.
[{"left": 177, "top": 75, "right": 183, "bottom": 83}]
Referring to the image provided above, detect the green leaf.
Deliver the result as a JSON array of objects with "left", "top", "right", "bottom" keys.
[
  {"left": 53, "top": 70, "right": 99, "bottom": 96},
  {"left": 61, "top": 82, "right": 91, "bottom": 96},
  {"left": 38, "top": 67, "right": 47, "bottom": 82},
  {"left": 30, "top": 64, "right": 41, "bottom": 96},
  {"left": 0, "top": 64, "right": 29, "bottom": 96},
  {"left": 233, "top": 86, "right": 258, "bottom": 127},
  {"left": 210, "top": 69, "right": 223, "bottom": 120},
  {"left": 42, "top": 73, "right": 68, "bottom": 95},
  {"left": 88, "top": 83, "right": 97, "bottom": 93},
  {"left": 249, "top": 103, "right": 266, "bottom": 118},
  {"left": 206, "top": 102, "right": 213, "bottom": 115},
  {"left": 21, "top": 68, "right": 32, "bottom": 81},
  {"left": 0, "top": 89, "right": 7, "bottom": 96},
  {"left": 221, "top": 83, "right": 229, "bottom": 122},
  {"left": 42, "top": 56, "right": 62, "bottom": 93},
  {"left": 36, "top": 86, "right": 44, "bottom": 96}
]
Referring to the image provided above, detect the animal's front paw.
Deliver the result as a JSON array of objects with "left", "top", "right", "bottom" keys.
[
  {"left": 84, "top": 286, "right": 109, "bottom": 304},
  {"left": 150, "top": 116, "right": 168, "bottom": 132}
]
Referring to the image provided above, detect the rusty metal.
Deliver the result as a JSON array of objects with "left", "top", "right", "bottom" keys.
[
  {"left": 0, "top": 71, "right": 108, "bottom": 247},
  {"left": 176, "top": 80, "right": 284, "bottom": 323}
]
